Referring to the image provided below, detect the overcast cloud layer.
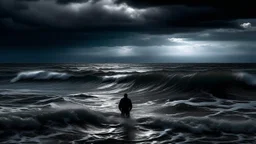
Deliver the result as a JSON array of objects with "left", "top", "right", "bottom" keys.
[{"left": 0, "top": 0, "right": 255, "bottom": 62}]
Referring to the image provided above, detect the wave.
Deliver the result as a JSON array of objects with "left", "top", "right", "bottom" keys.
[
  {"left": 112, "top": 72, "right": 256, "bottom": 93},
  {"left": 11, "top": 70, "right": 71, "bottom": 82},
  {"left": 0, "top": 109, "right": 105, "bottom": 130},
  {"left": 235, "top": 72, "right": 256, "bottom": 86},
  {"left": 139, "top": 116, "right": 256, "bottom": 134},
  {"left": 9, "top": 70, "right": 256, "bottom": 96},
  {"left": 1, "top": 108, "right": 256, "bottom": 135},
  {"left": 10, "top": 70, "right": 256, "bottom": 87}
]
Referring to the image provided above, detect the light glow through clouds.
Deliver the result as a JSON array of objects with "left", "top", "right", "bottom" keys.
[
  {"left": 69, "top": 3, "right": 86, "bottom": 12},
  {"left": 74, "top": 41, "right": 248, "bottom": 58},
  {"left": 67, "top": 0, "right": 147, "bottom": 20},
  {"left": 240, "top": 22, "right": 252, "bottom": 29},
  {"left": 168, "top": 38, "right": 185, "bottom": 43},
  {"left": 118, "top": 46, "right": 134, "bottom": 56},
  {"left": 166, "top": 37, "right": 247, "bottom": 56},
  {"left": 103, "top": 3, "right": 146, "bottom": 19}
]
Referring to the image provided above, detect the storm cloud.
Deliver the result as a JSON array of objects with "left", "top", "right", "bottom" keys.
[
  {"left": 0, "top": 0, "right": 255, "bottom": 62},
  {"left": 1, "top": 0, "right": 252, "bottom": 31}
]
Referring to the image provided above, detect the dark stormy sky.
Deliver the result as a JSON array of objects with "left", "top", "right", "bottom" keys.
[{"left": 0, "top": 0, "right": 256, "bottom": 63}]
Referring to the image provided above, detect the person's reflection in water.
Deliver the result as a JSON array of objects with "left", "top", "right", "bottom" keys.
[
  {"left": 122, "top": 120, "right": 136, "bottom": 143},
  {"left": 118, "top": 93, "right": 132, "bottom": 118}
]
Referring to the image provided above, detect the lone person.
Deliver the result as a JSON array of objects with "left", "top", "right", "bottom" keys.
[{"left": 118, "top": 93, "right": 132, "bottom": 118}]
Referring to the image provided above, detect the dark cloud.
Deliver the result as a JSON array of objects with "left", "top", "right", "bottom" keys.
[
  {"left": 19, "top": 0, "right": 40, "bottom": 1},
  {"left": 0, "top": 0, "right": 255, "bottom": 63},
  {"left": 56, "top": 0, "right": 101, "bottom": 5},
  {"left": 56, "top": 0, "right": 89, "bottom": 5},
  {"left": 0, "top": 0, "right": 253, "bottom": 33},
  {"left": 114, "top": 0, "right": 256, "bottom": 23},
  {"left": 114, "top": 0, "right": 255, "bottom": 9}
]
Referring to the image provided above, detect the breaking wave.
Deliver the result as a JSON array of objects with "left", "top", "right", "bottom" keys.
[
  {"left": 11, "top": 70, "right": 71, "bottom": 82},
  {"left": 10, "top": 70, "right": 256, "bottom": 92}
]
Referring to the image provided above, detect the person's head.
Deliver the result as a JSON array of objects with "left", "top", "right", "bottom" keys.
[{"left": 124, "top": 93, "right": 128, "bottom": 98}]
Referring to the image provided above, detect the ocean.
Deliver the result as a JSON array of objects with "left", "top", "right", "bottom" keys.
[{"left": 0, "top": 63, "right": 255, "bottom": 143}]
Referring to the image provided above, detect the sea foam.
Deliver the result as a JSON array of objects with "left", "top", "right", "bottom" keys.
[{"left": 11, "top": 70, "right": 70, "bottom": 82}]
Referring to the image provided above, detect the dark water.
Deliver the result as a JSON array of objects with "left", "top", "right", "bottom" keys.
[{"left": 0, "top": 63, "right": 255, "bottom": 143}]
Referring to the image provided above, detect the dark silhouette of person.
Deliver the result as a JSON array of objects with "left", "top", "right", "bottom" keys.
[{"left": 119, "top": 93, "right": 132, "bottom": 118}]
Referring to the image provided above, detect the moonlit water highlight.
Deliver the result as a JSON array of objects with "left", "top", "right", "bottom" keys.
[{"left": 0, "top": 64, "right": 256, "bottom": 143}]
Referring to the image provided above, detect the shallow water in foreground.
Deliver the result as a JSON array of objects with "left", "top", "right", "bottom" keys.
[{"left": 0, "top": 63, "right": 255, "bottom": 143}]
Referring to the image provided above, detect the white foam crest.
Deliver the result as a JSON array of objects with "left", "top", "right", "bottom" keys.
[
  {"left": 235, "top": 72, "right": 256, "bottom": 85},
  {"left": 97, "top": 83, "right": 116, "bottom": 90},
  {"left": 11, "top": 70, "right": 71, "bottom": 82},
  {"left": 103, "top": 74, "right": 129, "bottom": 80}
]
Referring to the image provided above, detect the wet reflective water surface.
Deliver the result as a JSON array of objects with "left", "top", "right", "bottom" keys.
[{"left": 0, "top": 63, "right": 255, "bottom": 143}]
